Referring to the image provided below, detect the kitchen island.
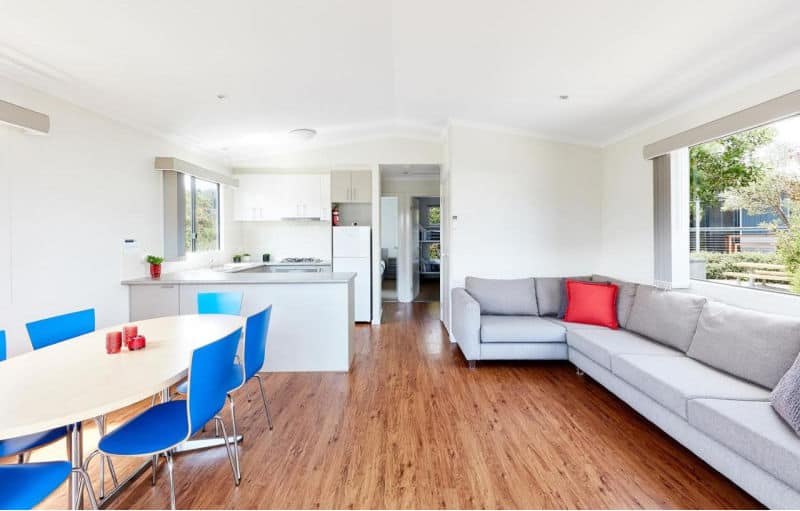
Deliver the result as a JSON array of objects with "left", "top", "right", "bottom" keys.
[{"left": 122, "top": 269, "right": 356, "bottom": 372}]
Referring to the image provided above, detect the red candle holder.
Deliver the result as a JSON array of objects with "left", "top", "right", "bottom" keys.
[
  {"left": 106, "top": 331, "right": 122, "bottom": 354},
  {"left": 128, "top": 335, "right": 146, "bottom": 350},
  {"left": 123, "top": 325, "right": 138, "bottom": 347}
]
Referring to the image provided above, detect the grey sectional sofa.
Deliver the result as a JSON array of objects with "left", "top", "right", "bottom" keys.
[{"left": 450, "top": 275, "right": 800, "bottom": 508}]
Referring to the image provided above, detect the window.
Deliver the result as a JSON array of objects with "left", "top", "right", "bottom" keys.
[
  {"left": 688, "top": 115, "right": 800, "bottom": 295},
  {"left": 183, "top": 174, "right": 220, "bottom": 253},
  {"left": 427, "top": 205, "right": 441, "bottom": 225}
]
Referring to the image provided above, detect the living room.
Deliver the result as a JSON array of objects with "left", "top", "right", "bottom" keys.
[{"left": 2, "top": 1, "right": 800, "bottom": 510}]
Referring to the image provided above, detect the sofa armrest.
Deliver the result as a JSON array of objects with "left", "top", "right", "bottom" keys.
[{"left": 451, "top": 287, "right": 481, "bottom": 361}]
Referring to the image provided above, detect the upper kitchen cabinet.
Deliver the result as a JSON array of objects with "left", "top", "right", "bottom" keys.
[
  {"left": 233, "top": 173, "right": 330, "bottom": 221},
  {"left": 331, "top": 170, "right": 372, "bottom": 203}
]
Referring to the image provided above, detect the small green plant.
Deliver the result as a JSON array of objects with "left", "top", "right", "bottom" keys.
[
  {"left": 146, "top": 255, "right": 164, "bottom": 265},
  {"left": 232, "top": 254, "right": 242, "bottom": 263}
]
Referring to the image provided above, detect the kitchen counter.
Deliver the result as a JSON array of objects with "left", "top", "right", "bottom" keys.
[
  {"left": 121, "top": 267, "right": 356, "bottom": 372},
  {"left": 121, "top": 268, "right": 352, "bottom": 285}
]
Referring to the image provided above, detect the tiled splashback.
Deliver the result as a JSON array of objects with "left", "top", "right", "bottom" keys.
[{"left": 237, "top": 221, "right": 332, "bottom": 261}]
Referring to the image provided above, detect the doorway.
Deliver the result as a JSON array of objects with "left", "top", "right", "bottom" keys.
[
  {"left": 413, "top": 196, "right": 440, "bottom": 303},
  {"left": 378, "top": 164, "right": 441, "bottom": 306}
]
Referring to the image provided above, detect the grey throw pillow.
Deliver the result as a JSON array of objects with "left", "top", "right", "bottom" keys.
[
  {"left": 556, "top": 276, "right": 600, "bottom": 319},
  {"left": 772, "top": 353, "right": 800, "bottom": 436},
  {"left": 465, "top": 277, "right": 538, "bottom": 316}
]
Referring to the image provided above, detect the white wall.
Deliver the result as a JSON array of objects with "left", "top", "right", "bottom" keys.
[
  {"left": 598, "top": 65, "right": 800, "bottom": 315},
  {"left": 0, "top": 76, "right": 235, "bottom": 356},
  {"left": 447, "top": 124, "right": 603, "bottom": 293},
  {"left": 380, "top": 196, "right": 399, "bottom": 258},
  {"left": 238, "top": 222, "right": 331, "bottom": 262}
]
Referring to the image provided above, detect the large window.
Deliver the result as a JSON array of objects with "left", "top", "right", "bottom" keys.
[
  {"left": 183, "top": 174, "right": 220, "bottom": 253},
  {"left": 689, "top": 115, "right": 800, "bottom": 295}
]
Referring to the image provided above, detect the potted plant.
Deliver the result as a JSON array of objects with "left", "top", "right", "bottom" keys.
[
  {"left": 242, "top": 253, "right": 251, "bottom": 262},
  {"left": 262, "top": 253, "right": 271, "bottom": 262},
  {"left": 146, "top": 255, "right": 164, "bottom": 279},
  {"left": 232, "top": 254, "right": 242, "bottom": 263}
]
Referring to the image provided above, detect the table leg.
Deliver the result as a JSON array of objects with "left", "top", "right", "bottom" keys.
[{"left": 67, "top": 422, "right": 83, "bottom": 509}]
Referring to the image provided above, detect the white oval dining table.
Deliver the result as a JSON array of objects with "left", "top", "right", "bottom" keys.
[{"left": 0, "top": 314, "right": 244, "bottom": 509}]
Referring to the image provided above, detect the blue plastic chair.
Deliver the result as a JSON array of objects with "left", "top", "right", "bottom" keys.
[
  {"left": 24, "top": 310, "right": 118, "bottom": 496},
  {"left": 26, "top": 308, "right": 95, "bottom": 350},
  {"left": 225, "top": 306, "right": 273, "bottom": 482},
  {"left": 0, "top": 330, "right": 68, "bottom": 464},
  {"left": 197, "top": 292, "right": 243, "bottom": 315},
  {"left": 93, "top": 328, "right": 243, "bottom": 509},
  {"left": 0, "top": 461, "right": 97, "bottom": 510}
]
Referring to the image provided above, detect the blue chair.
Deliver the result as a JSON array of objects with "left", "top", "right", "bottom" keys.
[
  {"left": 26, "top": 308, "right": 95, "bottom": 350},
  {"left": 24, "top": 310, "right": 118, "bottom": 495},
  {"left": 0, "top": 330, "right": 68, "bottom": 464},
  {"left": 197, "top": 292, "right": 243, "bottom": 315},
  {"left": 92, "top": 328, "right": 243, "bottom": 509},
  {"left": 0, "top": 461, "right": 97, "bottom": 510},
  {"left": 225, "top": 306, "right": 273, "bottom": 482}
]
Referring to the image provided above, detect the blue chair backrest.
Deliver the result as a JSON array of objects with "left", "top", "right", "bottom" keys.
[
  {"left": 186, "top": 328, "right": 242, "bottom": 434},
  {"left": 0, "top": 330, "right": 5, "bottom": 361},
  {"left": 26, "top": 309, "right": 95, "bottom": 350},
  {"left": 244, "top": 306, "right": 272, "bottom": 381},
  {"left": 197, "top": 292, "right": 243, "bottom": 315}
]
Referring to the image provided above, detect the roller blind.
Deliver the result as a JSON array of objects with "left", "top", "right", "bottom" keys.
[{"left": 653, "top": 149, "right": 690, "bottom": 289}]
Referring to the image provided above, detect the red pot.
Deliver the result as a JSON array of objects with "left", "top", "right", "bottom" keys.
[{"left": 150, "top": 263, "right": 162, "bottom": 279}]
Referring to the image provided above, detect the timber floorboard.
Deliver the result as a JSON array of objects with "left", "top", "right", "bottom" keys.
[{"left": 25, "top": 302, "right": 760, "bottom": 509}]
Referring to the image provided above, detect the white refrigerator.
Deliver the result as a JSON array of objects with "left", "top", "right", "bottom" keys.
[{"left": 333, "top": 226, "right": 372, "bottom": 322}]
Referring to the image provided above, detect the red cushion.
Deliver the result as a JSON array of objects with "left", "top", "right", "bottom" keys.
[{"left": 564, "top": 280, "right": 619, "bottom": 329}]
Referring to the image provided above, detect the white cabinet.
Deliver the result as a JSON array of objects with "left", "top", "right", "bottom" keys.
[
  {"left": 129, "top": 284, "right": 180, "bottom": 321},
  {"left": 233, "top": 173, "right": 330, "bottom": 221},
  {"left": 331, "top": 170, "right": 372, "bottom": 203}
]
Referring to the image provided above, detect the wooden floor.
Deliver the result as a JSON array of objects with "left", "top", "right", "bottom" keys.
[{"left": 30, "top": 302, "right": 760, "bottom": 509}]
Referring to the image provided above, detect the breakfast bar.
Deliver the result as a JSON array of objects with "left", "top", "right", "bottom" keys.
[{"left": 122, "top": 269, "right": 356, "bottom": 372}]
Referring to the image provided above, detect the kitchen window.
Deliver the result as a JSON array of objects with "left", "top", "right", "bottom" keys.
[{"left": 184, "top": 174, "right": 220, "bottom": 253}]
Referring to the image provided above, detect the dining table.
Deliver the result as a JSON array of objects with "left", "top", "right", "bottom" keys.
[{"left": 0, "top": 314, "right": 244, "bottom": 509}]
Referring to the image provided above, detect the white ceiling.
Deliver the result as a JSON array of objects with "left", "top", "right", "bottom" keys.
[{"left": 2, "top": 0, "right": 800, "bottom": 163}]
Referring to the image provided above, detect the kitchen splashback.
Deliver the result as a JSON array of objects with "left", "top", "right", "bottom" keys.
[{"left": 238, "top": 221, "right": 331, "bottom": 262}]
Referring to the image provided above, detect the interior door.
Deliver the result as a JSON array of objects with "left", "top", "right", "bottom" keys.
[{"left": 410, "top": 198, "right": 420, "bottom": 300}]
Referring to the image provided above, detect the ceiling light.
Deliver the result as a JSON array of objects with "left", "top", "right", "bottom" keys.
[
  {"left": 288, "top": 128, "right": 317, "bottom": 140},
  {"left": 559, "top": 95, "right": 569, "bottom": 100},
  {"left": 216, "top": 94, "right": 227, "bottom": 100}
]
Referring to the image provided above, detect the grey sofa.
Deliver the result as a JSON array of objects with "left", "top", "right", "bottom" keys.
[{"left": 451, "top": 275, "right": 800, "bottom": 508}]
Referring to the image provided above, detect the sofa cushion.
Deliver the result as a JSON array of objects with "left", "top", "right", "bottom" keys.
[
  {"left": 772, "top": 352, "right": 800, "bottom": 436},
  {"left": 626, "top": 286, "right": 706, "bottom": 352},
  {"left": 564, "top": 280, "right": 619, "bottom": 329},
  {"left": 686, "top": 301, "right": 800, "bottom": 389},
  {"left": 592, "top": 275, "right": 638, "bottom": 328},
  {"left": 612, "top": 354, "right": 770, "bottom": 418},
  {"left": 480, "top": 316, "right": 566, "bottom": 343},
  {"left": 534, "top": 278, "right": 562, "bottom": 316},
  {"left": 567, "top": 329, "right": 682, "bottom": 370},
  {"left": 544, "top": 318, "right": 611, "bottom": 333},
  {"left": 557, "top": 276, "right": 592, "bottom": 319},
  {"left": 465, "top": 277, "right": 538, "bottom": 316},
  {"left": 688, "top": 398, "right": 800, "bottom": 491}
]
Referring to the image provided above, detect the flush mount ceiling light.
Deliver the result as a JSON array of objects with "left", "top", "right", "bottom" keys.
[
  {"left": 559, "top": 95, "right": 569, "bottom": 100},
  {"left": 288, "top": 128, "right": 317, "bottom": 140},
  {"left": 216, "top": 94, "right": 227, "bottom": 100}
]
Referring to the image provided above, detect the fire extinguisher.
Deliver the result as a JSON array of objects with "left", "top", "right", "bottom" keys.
[{"left": 332, "top": 205, "right": 340, "bottom": 226}]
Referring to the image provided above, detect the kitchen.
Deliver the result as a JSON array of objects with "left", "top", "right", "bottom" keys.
[{"left": 123, "top": 165, "right": 378, "bottom": 373}]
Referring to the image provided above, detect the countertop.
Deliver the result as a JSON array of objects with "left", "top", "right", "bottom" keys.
[{"left": 121, "top": 268, "right": 355, "bottom": 285}]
